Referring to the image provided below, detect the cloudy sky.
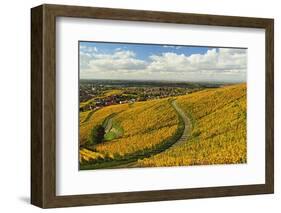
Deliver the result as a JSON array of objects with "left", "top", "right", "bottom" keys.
[{"left": 79, "top": 41, "right": 247, "bottom": 82}]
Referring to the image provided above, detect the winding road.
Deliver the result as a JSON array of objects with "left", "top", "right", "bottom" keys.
[
  {"left": 112, "top": 100, "right": 190, "bottom": 169},
  {"left": 80, "top": 100, "right": 191, "bottom": 170},
  {"left": 170, "top": 100, "right": 191, "bottom": 147}
]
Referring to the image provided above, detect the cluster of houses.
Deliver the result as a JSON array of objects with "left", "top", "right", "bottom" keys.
[
  {"left": 80, "top": 85, "right": 193, "bottom": 112},
  {"left": 80, "top": 94, "right": 136, "bottom": 112},
  {"left": 98, "top": 95, "right": 135, "bottom": 106}
]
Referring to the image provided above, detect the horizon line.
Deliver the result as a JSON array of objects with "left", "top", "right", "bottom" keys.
[{"left": 79, "top": 78, "right": 246, "bottom": 83}]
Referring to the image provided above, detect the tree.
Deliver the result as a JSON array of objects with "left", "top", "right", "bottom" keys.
[{"left": 89, "top": 125, "right": 105, "bottom": 145}]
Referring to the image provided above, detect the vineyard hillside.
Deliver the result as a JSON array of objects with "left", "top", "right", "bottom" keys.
[{"left": 138, "top": 83, "right": 247, "bottom": 167}]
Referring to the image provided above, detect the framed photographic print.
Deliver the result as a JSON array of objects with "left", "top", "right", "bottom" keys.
[{"left": 31, "top": 4, "right": 274, "bottom": 208}]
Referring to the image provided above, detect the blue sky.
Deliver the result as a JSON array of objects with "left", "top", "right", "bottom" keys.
[
  {"left": 79, "top": 41, "right": 247, "bottom": 82},
  {"left": 80, "top": 41, "right": 213, "bottom": 61}
]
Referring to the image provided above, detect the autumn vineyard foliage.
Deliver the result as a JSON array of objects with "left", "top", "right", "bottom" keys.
[{"left": 79, "top": 83, "right": 247, "bottom": 169}]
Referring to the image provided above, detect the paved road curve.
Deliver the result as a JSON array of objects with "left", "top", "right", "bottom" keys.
[
  {"left": 107, "top": 100, "right": 191, "bottom": 169},
  {"left": 170, "top": 100, "right": 191, "bottom": 147}
]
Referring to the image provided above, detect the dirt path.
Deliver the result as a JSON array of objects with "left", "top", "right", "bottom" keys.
[{"left": 170, "top": 100, "right": 191, "bottom": 147}]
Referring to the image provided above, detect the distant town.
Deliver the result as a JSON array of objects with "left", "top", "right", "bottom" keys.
[{"left": 79, "top": 79, "right": 225, "bottom": 112}]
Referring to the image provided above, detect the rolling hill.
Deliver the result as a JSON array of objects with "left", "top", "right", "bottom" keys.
[
  {"left": 79, "top": 83, "right": 247, "bottom": 169},
  {"left": 138, "top": 83, "right": 247, "bottom": 167}
]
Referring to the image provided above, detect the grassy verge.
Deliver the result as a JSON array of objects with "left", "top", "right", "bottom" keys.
[{"left": 102, "top": 113, "right": 124, "bottom": 141}]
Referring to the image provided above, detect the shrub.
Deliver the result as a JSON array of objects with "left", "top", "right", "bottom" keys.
[{"left": 89, "top": 125, "right": 105, "bottom": 145}]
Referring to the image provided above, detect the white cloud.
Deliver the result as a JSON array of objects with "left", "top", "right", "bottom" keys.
[
  {"left": 89, "top": 51, "right": 146, "bottom": 70},
  {"left": 147, "top": 48, "right": 246, "bottom": 76},
  {"left": 80, "top": 48, "right": 247, "bottom": 82},
  {"left": 80, "top": 45, "right": 98, "bottom": 56},
  {"left": 80, "top": 50, "right": 147, "bottom": 79}
]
